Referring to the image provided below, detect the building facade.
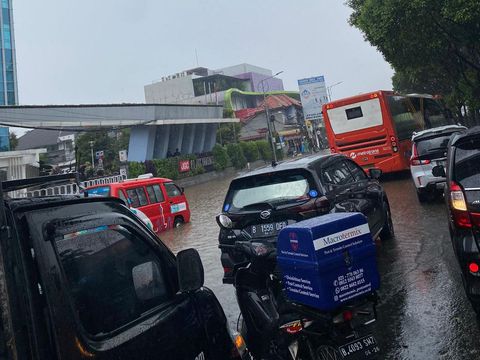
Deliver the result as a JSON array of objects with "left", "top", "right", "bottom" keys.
[
  {"left": 0, "top": 0, "right": 18, "bottom": 151},
  {"left": 144, "top": 63, "right": 285, "bottom": 107}
]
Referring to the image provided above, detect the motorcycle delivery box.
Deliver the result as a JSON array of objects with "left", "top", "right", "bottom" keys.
[{"left": 277, "top": 212, "right": 380, "bottom": 311}]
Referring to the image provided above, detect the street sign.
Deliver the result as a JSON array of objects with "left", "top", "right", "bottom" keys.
[
  {"left": 179, "top": 160, "right": 190, "bottom": 173},
  {"left": 120, "top": 167, "right": 127, "bottom": 177},
  {"left": 298, "top": 76, "right": 328, "bottom": 122},
  {"left": 119, "top": 149, "right": 128, "bottom": 162}
]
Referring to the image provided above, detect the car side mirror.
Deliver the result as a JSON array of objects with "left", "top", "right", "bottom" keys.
[
  {"left": 432, "top": 165, "right": 446, "bottom": 178},
  {"left": 177, "top": 248, "right": 204, "bottom": 292},
  {"left": 180, "top": 187, "right": 185, "bottom": 194},
  {"left": 132, "top": 261, "right": 164, "bottom": 301},
  {"left": 368, "top": 168, "right": 382, "bottom": 179}
]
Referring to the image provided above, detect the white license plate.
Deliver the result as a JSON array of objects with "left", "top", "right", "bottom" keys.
[
  {"left": 338, "top": 335, "right": 380, "bottom": 359},
  {"left": 251, "top": 221, "right": 287, "bottom": 237}
]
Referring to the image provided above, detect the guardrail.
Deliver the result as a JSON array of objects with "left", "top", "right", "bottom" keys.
[
  {"left": 8, "top": 174, "right": 128, "bottom": 198},
  {"left": 81, "top": 174, "right": 127, "bottom": 188}
]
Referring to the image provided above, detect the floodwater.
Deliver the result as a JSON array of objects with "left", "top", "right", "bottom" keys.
[{"left": 160, "top": 170, "right": 480, "bottom": 360}]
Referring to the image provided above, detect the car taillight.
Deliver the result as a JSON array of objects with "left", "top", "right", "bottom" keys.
[
  {"left": 410, "top": 158, "right": 431, "bottom": 166},
  {"left": 469, "top": 262, "right": 479, "bottom": 274},
  {"left": 390, "top": 136, "right": 399, "bottom": 153},
  {"left": 410, "top": 142, "right": 430, "bottom": 165},
  {"left": 450, "top": 181, "right": 471, "bottom": 228}
]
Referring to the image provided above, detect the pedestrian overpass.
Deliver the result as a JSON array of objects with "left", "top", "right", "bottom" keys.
[{"left": 0, "top": 103, "right": 238, "bottom": 161}]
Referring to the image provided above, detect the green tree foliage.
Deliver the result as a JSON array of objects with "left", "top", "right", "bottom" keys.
[
  {"left": 128, "top": 162, "right": 146, "bottom": 178},
  {"left": 255, "top": 140, "right": 272, "bottom": 161},
  {"left": 239, "top": 141, "right": 260, "bottom": 162},
  {"left": 212, "top": 144, "right": 229, "bottom": 171},
  {"left": 8, "top": 132, "right": 18, "bottom": 150},
  {"left": 76, "top": 129, "right": 130, "bottom": 174},
  {"left": 216, "top": 123, "right": 241, "bottom": 145},
  {"left": 348, "top": 0, "right": 480, "bottom": 124},
  {"left": 226, "top": 143, "right": 247, "bottom": 169}
]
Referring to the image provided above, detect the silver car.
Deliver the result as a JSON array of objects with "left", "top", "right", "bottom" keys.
[{"left": 410, "top": 125, "right": 466, "bottom": 202}]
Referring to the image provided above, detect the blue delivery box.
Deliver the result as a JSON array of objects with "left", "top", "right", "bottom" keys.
[{"left": 277, "top": 212, "right": 380, "bottom": 312}]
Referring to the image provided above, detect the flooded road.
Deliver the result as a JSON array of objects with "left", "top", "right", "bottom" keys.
[{"left": 161, "top": 171, "right": 480, "bottom": 359}]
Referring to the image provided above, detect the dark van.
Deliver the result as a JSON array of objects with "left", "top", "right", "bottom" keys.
[{"left": 0, "top": 175, "right": 244, "bottom": 359}]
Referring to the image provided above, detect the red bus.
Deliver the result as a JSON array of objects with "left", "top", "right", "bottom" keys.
[{"left": 322, "top": 90, "right": 453, "bottom": 173}]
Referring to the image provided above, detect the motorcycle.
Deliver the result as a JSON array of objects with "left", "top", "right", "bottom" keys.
[{"left": 226, "top": 240, "right": 380, "bottom": 360}]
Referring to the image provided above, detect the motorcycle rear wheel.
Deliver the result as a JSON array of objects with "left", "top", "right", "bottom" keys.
[{"left": 315, "top": 345, "right": 342, "bottom": 360}]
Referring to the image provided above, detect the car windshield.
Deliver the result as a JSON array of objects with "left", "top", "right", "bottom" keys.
[
  {"left": 225, "top": 171, "right": 312, "bottom": 211},
  {"left": 85, "top": 186, "right": 110, "bottom": 197},
  {"left": 454, "top": 139, "right": 480, "bottom": 188}
]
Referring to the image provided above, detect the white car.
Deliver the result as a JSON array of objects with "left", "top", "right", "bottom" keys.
[{"left": 410, "top": 124, "right": 466, "bottom": 202}]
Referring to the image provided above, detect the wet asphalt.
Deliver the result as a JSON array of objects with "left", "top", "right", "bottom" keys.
[{"left": 159, "top": 170, "right": 480, "bottom": 360}]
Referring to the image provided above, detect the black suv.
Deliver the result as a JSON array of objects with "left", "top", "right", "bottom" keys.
[
  {"left": 0, "top": 174, "right": 244, "bottom": 359},
  {"left": 432, "top": 126, "right": 480, "bottom": 313},
  {"left": 217, "top": 153, "right": 394, "bottom": 283}
]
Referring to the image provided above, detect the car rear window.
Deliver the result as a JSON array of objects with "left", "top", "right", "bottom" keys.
[
  {"left": 454, "top": 138, "right": 480, "bottom": 188},
  {"left": 225, "top": 170, "right": 313, "bottom": 211},
  {"left": 85, "top": 186, "right": 110, "bottom": 197},
  {"left": 415, "top": 133, "right": 453, "bottom": 158}
]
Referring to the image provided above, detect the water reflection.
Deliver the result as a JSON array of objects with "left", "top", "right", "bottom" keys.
[{"left": 161, "top": 171, "right": 480, "bottom": 357}]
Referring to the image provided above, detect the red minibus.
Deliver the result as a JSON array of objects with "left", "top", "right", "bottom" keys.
[
  {"left": 322, "top": 90, "right": 453, "bottom": 173},
  {"left": 85, "top": 174, "right": 191, "bottom": 235}
]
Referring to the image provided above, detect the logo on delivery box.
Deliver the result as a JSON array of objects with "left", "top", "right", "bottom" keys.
[{"left": 289, "top": 232, "right": 299, "bottom": 252}]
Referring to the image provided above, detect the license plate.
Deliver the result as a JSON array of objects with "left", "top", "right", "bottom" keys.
[
  {"left": 338, "top": 335, "right": 380, "bottom": 359},
  {"left": 251, "top": 221, "right": 287, "bottom": 237}
]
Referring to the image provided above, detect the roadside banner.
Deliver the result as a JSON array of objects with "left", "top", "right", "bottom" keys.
[{"left": 298, "top": 76, "right": 328, "bottom": 122}]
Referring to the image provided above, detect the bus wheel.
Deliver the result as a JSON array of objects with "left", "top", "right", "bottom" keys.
[{"left": 174, "top": 217, "right": 184, "bottom": 228}]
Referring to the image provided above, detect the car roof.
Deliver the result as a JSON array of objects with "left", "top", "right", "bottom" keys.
[
  {"left": 6, "top": 195, "right": 125, "bottom": 212},
  {"left": 86, "top": 177, "right": 173, "bottom": 189},
  {"left": 233, "top": 153, "right": 343, "bottom": 180},
  {"left": 412, "top": 125, "right": 467, "bottom": 141},
  {"left": 450, "top": 125, "right": 480, "bottom": 146}
]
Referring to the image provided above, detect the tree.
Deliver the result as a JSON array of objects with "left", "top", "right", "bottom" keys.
[
  {"left": 8, "top": 131, "right": 18, "bottom": 150},
  {"left": 75, "top": 129, "right": 130, "bottom": 175},
  {"left": 347, "top": 0, "right": 480, "bottom": 124},
  {"left": 216, "top": 123, "right": 241, "bottom": 145}
]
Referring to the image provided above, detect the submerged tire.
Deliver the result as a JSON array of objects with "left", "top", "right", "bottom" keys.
[
  {"left": 416, "top": 190, "right": 428, "bottom": 203},
  {"left": 174, "top": 217, "right": 184, "bottom": 228},
  {"left": 380, "top": 202, "right": 394, "bottom": 240}
]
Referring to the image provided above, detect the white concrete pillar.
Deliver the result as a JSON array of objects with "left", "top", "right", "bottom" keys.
[{"left": 181, "top": 124, "right": 196, "bottom": 155}]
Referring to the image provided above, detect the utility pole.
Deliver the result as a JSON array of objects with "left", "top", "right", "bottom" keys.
[
  {"left": 89, "top": 141, "right": 94, "bottom": 168},
  {"left": 259, "top": 71, "right": 283, "bottom": 164}
]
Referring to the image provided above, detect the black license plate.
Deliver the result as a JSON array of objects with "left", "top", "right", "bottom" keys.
[
  {"left": 251, "top": 221, "right": 287, "bottom": 237},
  {"left": 338, "top": 335, "right": 380, "bottom": 359}
]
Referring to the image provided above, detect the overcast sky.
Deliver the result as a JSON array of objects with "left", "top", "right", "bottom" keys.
[{"left": 14, "top": 0, "right": 393, "bottom": 105}]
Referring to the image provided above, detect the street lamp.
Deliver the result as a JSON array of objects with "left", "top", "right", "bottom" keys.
[
  {"left": 327, "top": 81, "right": 344, "bottom": 102},
  {"left": 258, "top": 70, "right": 284, "bottom": 164}
]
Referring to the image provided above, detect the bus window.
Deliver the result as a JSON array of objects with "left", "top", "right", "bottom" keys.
[
  {"left": 424, "top": 98, "right": 451, "bottom": 128},
  {"left": 387, "top": 95, "right": 424, "bottom": 140}
]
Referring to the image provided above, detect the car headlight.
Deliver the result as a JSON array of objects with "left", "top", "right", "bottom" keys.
[{"left": 216, "top": 214, "right": 233, "bottom": 229}]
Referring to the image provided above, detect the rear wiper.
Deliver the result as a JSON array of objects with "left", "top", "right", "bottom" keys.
[
  {"left": 242, "top": 201, "right": 275, "bottom": 210},
  {"left": 425, "top": 147, "right": 447, "bottom": 152}
]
